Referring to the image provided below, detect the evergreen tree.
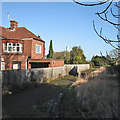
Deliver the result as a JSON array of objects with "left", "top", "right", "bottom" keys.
[{"left": 47, "top": 40, "right": 54, "bottom": 58}]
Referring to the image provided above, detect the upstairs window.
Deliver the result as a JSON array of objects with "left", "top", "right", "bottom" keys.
[
  {"left": 36, "top": 44, "right": 41, "bottom": 54},
  {"left": 3, "top": 43, "right": 23, "bottom": 53}
]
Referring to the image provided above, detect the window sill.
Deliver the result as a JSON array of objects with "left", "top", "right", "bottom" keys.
[
  {"left": 36, "top": 53, "right": 41, "bottom": 54},
  {"left": 2, "top": 52, "right": 23, "bottom": 55}
]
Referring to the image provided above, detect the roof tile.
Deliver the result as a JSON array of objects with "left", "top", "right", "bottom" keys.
[{"left": 0, "top": 26, "right": 44, "bottom": 42}]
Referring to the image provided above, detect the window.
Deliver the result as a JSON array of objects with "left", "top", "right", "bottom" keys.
[
  {"left": 36, "top": 44, "right": 41, "bottom": 54},
  {"left": 3, "top": 43, "right": 23, "bottom": 53},
  {"left": 13, "top": 63, "right": 18, "bottom": 69},
  {"left": 12, "top": 61, "right": 21, "bottom": 70}
]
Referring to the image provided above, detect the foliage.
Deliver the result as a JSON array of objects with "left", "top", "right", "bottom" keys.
[
  {"left": 43, "top": 77, "right": 47, "bottom": 83},
  {"left": 38, "top": 35, "right": 40, "bottom": 38},
  {"left": 91, "top": 55, "right": 108, "bottom": 66},
  {"left": 53, "top": 46, "right": 86, "bottom": 64},
  {"left": 109, "top": 49, "right": 118, "bottom": 63},
  {"left": 47, "top": 40, "right": 54, "bottom": 59},
  {"left": 64, "top": 52, "right": 70, "bottom": 64},
  {"left": 70, "top": 46, "right": 86, "bottom": 64}
]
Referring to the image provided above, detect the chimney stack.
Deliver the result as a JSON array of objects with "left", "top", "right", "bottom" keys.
[{"left": 10, "top": 18, "right": 18, "bottom": 30}]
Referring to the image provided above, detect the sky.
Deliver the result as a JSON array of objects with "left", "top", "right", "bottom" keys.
[{"left": 1, "top": 1, "right": 118, "bottom": 60}]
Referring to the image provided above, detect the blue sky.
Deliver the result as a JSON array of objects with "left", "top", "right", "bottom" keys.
[{"left": 2, "top": 2, "right": 118, "bottom": 60}]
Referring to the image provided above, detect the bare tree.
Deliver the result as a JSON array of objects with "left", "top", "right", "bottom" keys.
[{"left": 73, "top": 0, "right": 120, "bottom": 54}]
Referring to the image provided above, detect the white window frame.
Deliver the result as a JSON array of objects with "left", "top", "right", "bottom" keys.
[
  {"left": 13, "top": 63, "right": 19, "bottom": 69},
  {"left": 1, "top": 62, "right": 5, "bottom": 70},
  {"left": 3, "top": 43, "right": 23, "bottom": 53},
  {"left": 25, "top": 62, "right": 27, "bottom": 69},
  {"left": 36, "top": 44, "right": 41, "bottom": 54}
]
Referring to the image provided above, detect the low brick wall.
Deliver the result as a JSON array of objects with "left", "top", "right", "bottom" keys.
[{"left": 2, "top": 64, "right": 90, "bottom": 87}]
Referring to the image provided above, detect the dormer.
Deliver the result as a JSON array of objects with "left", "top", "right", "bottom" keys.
[{"left": 10, "top": 18, "right": 18, "bottom": 30}]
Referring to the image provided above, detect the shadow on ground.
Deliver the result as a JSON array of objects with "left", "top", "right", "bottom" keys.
[{"left": 2, "top": 76, "right": 77, "bottom": 118}]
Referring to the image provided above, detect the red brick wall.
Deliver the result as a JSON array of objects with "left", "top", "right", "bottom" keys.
[
  {"left": 23, "top": 40, "right": 32, "bottom": 57},
  {"left": 0, "top": 38, "right": 2, "bottom": 54},
  {"left": 2, "top": 40, "right": 23, "bottom": 44},
  {"left": 28, "top": 59, "right": 64, "bottom": 69},
  {"left": 31, "top": 39, "right": 44, "bottom": 59},
  {"left": 2, "top": 39, "right": 45, "bottom": 60},
  {"left": 51, "top": 59, "right": 64, "bottom": 67},
  {"left": 2, "top": 54, "right": 27, "bottom": 70},
  {"left": 0, "top": 38, "right": 2, "bottom": 71}
]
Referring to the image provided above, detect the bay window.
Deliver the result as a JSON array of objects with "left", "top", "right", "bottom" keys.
[{"left": 3, "top": 43, "right": 23, "bottom": 53}]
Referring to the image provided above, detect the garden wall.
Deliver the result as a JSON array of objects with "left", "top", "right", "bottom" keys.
[{"left": 2, "top": 64, "right": 90, "bottom": 87}]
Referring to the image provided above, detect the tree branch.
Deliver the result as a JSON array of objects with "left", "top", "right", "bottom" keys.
[
  {"left": 114, "top": 2, "right": 120, "bottom": 8},
  {"left": 110, "top": 8, "right": 120, "bottom": 18},
  {"left": 114, "top": 25, "right": 120, "bottom": 31},
  {"left": 93, "top": 21, "right": 120, "bottom": 49},
  {"left": 97, "top": 12, "right": 120, "bottom": 25},
  {"left": 73, "top": 0, "right": 110, "bottom": 6},
  {"left": 95, "top": 0, "right": 113, "bottom": 14}
]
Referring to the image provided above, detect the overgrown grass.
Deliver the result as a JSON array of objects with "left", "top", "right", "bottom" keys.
[
  {"left": 53, "top": 66, "right": 119, "bottom": 118},
  {"left": 81, "top": 67, "right": 97, "bottom": 74},
  {"left": 74, "top": 70, "right": 119, "bottom": 118},
  {"left": 33, "top": 68, "right": 119, "bottom": 118},
  {"left": 3, "top": 66, "right": 119, "bottom": 118}
]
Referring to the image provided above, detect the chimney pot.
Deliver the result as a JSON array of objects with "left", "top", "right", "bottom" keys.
[{"left": 10, "top": 19, "right": 18, "bottom": 30}]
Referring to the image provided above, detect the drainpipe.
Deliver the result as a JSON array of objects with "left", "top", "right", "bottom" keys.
[{"left": 27, "top": 57, "right": 29, "bottom": 69}]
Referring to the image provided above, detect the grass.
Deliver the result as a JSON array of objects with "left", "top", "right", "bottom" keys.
[
  {"left": 3, "top": 66, "right": 119, "bottom": 118},
  {"left": 50, "top": 75, "right": 76, "bottom": 87},
  {"left": 75, "top": 78, "right": 118, "bottom": 118},
  {"left": 47, "top": 66, "right": 119, "bottom": 118},
  {"left": 31, "top": 75, "right": 78, "bottom": 118},
  {"left": 74, "top": 66, "right": 119, "bottom": 118},
  {"left": 81, "top": 67, "right": 97, "bottom": 74}
]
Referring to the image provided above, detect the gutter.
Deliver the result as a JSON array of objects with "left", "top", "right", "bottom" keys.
[
  {"left": 2, "top": 37, "right": 45, "bottom": 43},
  {"left": 33, "top": 38, "right": 45, "bottom": 43}
]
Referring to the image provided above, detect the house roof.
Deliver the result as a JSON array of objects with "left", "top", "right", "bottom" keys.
[
  {"left": 0, "top": 26, "right": 44, "bottom": 42},
  {"left": 53, "top": 52, "right": 65, "bottom": 59}
]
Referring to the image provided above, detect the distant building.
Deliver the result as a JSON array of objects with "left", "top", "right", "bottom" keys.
[
  {"left": 0, "top": 19, "right": 64, "bottom": 70},
  {"left": 54, "top": 52, "right": 65, "bottom": 59},
  {"left": 66, "top": 46, "right": 69, "bottom": 52}
]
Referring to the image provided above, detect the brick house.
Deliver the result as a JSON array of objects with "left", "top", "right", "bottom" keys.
[{"left": 0, "top": 19, "right": 64, "bottom": 70}]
